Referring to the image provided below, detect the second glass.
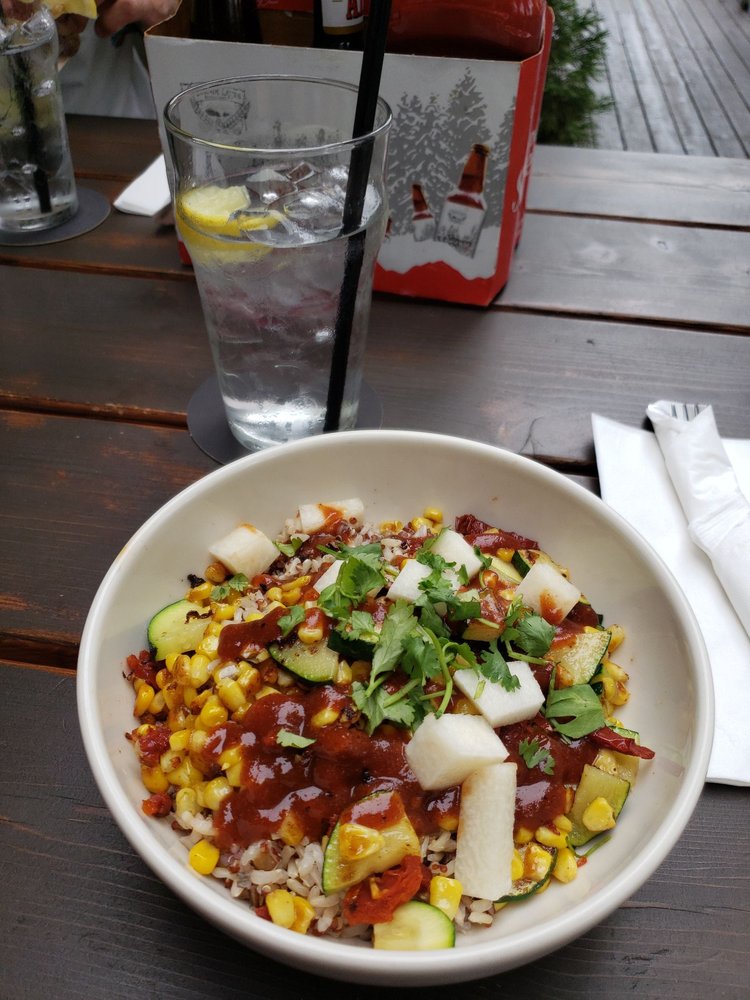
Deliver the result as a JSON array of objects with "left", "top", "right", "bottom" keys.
[{"left": 165, "top": 76, "right": 392, "bottom": 452}]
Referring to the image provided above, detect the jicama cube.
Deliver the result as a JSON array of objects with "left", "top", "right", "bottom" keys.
[
  {"left": 386, "top": 558, "right": 431, "bottom": 602},
  {"left": 453, "top": 661, "right": 544, "bottom": 727},
  {"left": 432, "top": 529, "right": 483, "bottom": 583},
  {"left": 313, "top": 558, "right": 343, "bottom": 594},
  {"left": 297, "top": 498, "right": 364, "bottom": 534},
  {"left": 454, "top": 762, "right": 517, "bottom": 900},
  {"left": 405, "top": 713, "right": 508, "bottom": 790},
  {"left": 208, "top": 523, "right": 278, "bottom": 578},
  {"left": 515, "top": 560, "right": 581, "bottom": 624}
]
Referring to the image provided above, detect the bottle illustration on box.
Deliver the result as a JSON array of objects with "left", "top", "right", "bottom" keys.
[
  {"left": 435, "top": 143, "right": 489, "bottom": 258},
  {"left": 410, "top": 183, "right": 435, "bottom": 242}
]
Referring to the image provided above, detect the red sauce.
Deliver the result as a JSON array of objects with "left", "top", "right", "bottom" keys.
[
  {"left": 217, "top": 605, "right": 286, "bottom": 660},
  {"left": 500, "top": 715, "right": 597, "bottom": 831},
  {"left": 454, "top": 514, "right": 538, "bottom": 552},
  {"left": 210, "top": 689, "right": 457, "bottom": 852}
]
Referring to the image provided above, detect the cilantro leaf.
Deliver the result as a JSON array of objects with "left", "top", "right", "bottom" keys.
[
  {"left": 544, "top": 674, "right": 606, "bottom": 738},
  {"left": 277, "top": 604, "right": 305, "bottom": 637},
  {"left": 477, "top": 641, "right": 521, "bottom": 692},
  {"left": 210, "top": 573, "right": 248, "bottom": 601},
  {"left": 416, "top": 598, "right": 450, "bottom": 639},
  {"left": 276, "top": 730, "right": 315, "bottom": 749},
  {"left": 352, "top": 681, "right": 419, "bottom": 735},
  {"left": 514, "top": 614, "right": 555, "bottom": 657},
  {"left": 275, "top": 537, "right": 304, "bottom": 558},
  {"left": 316, "top": 545, "right": 385, "bottom": 620},
  {"left": 345, "top": 609, "right": 377, "bottom": 640},
  {"left": 519, "top": 736, "right": 556, "bottom": 775},
  {"left": 400, "top": 632, "right": 442, "bottom": 681},
  {"left": 368, "top": 600, "right": 417, "bottom": 692}
]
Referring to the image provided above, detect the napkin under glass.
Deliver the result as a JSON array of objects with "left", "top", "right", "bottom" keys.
[
  {"left": 592, "top": 407, "right": 750, "bottom": 786},
  {"left": 114, "top": 154, "right": 171, "bottom": 216}
]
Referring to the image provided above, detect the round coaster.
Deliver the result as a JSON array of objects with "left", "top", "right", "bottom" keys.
[
  {"left": 0, "top": 187, "right": 111, "bottom": 246},
  {"left": 187, "top": 373, "right": 383, "bottom": 465}
]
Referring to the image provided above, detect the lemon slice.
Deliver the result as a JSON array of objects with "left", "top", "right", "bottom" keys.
[
  {"left": 44, "top": 0, "right": 98, "bottom": 18},
  {"left": 177, "top": 183, "right": 278, "bottom": 260}
]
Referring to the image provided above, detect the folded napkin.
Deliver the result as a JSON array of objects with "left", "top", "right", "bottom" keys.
[
  {"left": 114, "top": 154, "right": 171, "bottom": 216},
  {"left": 592, "top": 410, "right": 750, "bottom": 786}
]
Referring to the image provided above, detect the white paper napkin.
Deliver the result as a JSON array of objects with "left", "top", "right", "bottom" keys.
[
  {"left": 114, "top": 154, "right": 171, "bottom": 216},
  {"left": 592, "top": 411, "right": 750, "bottom": 786}
]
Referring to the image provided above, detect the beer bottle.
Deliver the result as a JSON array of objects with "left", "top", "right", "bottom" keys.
[
  {"left": 387, "top": 0, "right": 545, "bottom": 60},
  {"left": 411, "top": 183, "right": 435, "bottom": 242},
  {"left": 435, "top": 144, "right": 489, "bottom": 258},
  {"left": 313, "top": 0, "right": 365, "bottom": 51},
  {"left": 190, "top": 0, "right": 263, "bottom": 43}
]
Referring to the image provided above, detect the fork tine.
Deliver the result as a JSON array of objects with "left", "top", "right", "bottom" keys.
[{"left": 663, "top": 401, "right": 710, "bottom": 421}]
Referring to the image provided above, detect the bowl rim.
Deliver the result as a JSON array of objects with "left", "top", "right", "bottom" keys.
[{"left": 77, "top": 430, "right": 714, "bottom": 985}]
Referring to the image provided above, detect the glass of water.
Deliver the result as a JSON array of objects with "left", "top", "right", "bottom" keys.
[
  {"left": 0, "top": 0, "right": 78, "bottom": 232},
  {"left": 165, "top": 76, "right": 392, "bottom": 452}
]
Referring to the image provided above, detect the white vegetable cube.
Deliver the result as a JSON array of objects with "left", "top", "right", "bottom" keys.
[
  {"left": 431, "top": 529, "right": 483, "bottom": 583},
  {"left": 405, "top": 713, "right": 508, "bottom": 790},
  {"left": 297, "top": 498, "right": 364, "bottom": 533},
  {"left": 453, "top": 660, "right": 544, "bottom": 728},
  {"left": 386, "top": 558, "right": 431, "bottom": 602},
  {"left": 515, "top": 560, "right": 581, "bottom": 624},
  {"left": 454, "top": 762, "right": 517, "bottom": 900},
  {"left": 313, "top": 558, "right": 343, "bottom": 594},
  {"left": 208, "top": 523, "right": 278, "bottom": 578}
]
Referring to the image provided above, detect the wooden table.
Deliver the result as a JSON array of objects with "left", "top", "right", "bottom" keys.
[{"left": 1, "top": 117, "right": 748, "bottom": 1000}]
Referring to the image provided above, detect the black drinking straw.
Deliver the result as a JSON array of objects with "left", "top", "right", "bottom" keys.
[{"left": 323, "top": 0, "right": 392, "bottom": 433}]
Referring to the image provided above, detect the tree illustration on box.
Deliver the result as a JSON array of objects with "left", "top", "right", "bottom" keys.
[{"left": 388, "top": 68, "right": 513, "bottom": 237}]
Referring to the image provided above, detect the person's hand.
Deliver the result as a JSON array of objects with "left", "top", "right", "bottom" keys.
[
  {"left": 56, "top": 12, "right": 89, "bottom": 58},
  {"left": 93, "top": 0, "right": 179, "bottom": 38}
]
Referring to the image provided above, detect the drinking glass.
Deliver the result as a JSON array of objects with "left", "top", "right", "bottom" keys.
[
  {"left": 165, "top": 75, "right": 392, "bottom": 452},
  {"left": 0, "top": 0, "right": 78, "bottom": 232}
]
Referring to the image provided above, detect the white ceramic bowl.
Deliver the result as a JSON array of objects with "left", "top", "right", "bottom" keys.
[{"left": 78, "top": 430, "right": 713, "bottom": 986}]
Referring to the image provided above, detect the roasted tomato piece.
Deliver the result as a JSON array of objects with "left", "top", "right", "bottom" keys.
[{"left": 342, "top": 854, "right": 425, "bottom": 926}]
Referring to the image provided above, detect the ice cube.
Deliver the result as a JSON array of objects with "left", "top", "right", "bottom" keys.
[
  {"left": 282, "top": 161, "right": 317, "bottom": 185},
  {"left": 278, "top": 185, "right": 345, "bottom": 236},
  {"left": 244, "top": 167, "right": 295, "bottom": 206}
]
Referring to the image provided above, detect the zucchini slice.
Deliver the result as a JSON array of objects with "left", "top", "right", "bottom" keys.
[
  {"left": 462, "top": 617, "right": 504, "bottom": 642},
  {"left": 496, "top": 843, "right": 557, "bottom": 904},
  {"left": 567, "top": 763, "right": 630, "bottom": 847},
  {"left": 373, "top": 901, "right": 455, "bottom": 950},
  {"left": 511, "top": 548, "right": 569, "bottom": 579},
  {"left": 147, "top": 599, "right": 209, "bottom": 662},
  {"left": 268, "top": 639, "right": 339, "bottom": 683},
  {"left": 489, "top": 554, "right": 523, "bottom": 585},
  {"left": 322, "top": 790, "right": 420, "bottom": 894},
  {"left": 548, "top": 628, "right": 610, "bottom": 686}
]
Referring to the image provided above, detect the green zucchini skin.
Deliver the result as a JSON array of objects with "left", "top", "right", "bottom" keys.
[
  {"left": 372, "top": 901, "right": 456, "bottom": 950},
  {"left": 268, "top": 639, "right": 339, "bottom": 683},
  {"left": 548, "top": 628, "right": 610, "bottom": 686},
  {"left": 567, "top": 763, "right": 630, "bottom": 847},
  {"left": 147, "top": 599, "right": 209, "bottom": 662}
]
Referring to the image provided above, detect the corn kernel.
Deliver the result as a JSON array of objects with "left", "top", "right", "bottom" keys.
[
  {"left": 338, "top": 823, "right": 385, "bottom": 862},
  {"left": 188, "top": 581, "right": 213, "bottom": 603},
  {"left": 553, "top": 814, "right": 573, "bottom": 833},
  {"left": 237, "top": 663, "right": 262, "bottom": 694},
  {"left": 196, "top": 634, "right": 219, "bottom": 658},
  {"left": 495, "top": 547, "right": 514, "bottom": 562},
  {"left": 452, "top": 696, "right": 480, "bottom": 715},
  {"left": 217, "top": 678, "right": 246, "bottom": 713},
  {"left": 379, "top": 519, "right": 403, "bottom": 532},
  {"left": 188, "top": 838, "right": 220, "bottom": 875},
  {"left": 182, "top": 685, "right": 200, "bottom": 709},
  {"left": 514, "top": 826, "right": 534, "bottom": 846},
  {"left": 250, "top": 648, "right": 270, "bottom": 665},
  {"left": 607, "top": 623, "right": 625, "bottom": 652},
  {"left": 169, "top": 729, "right": 191, "bottom": 752},
  {"left": 199, "top": 695, "right": 229, "bottom": 729},
  {"left": 189, "top": 653, "right": 211, "bottom": 687},
  {"left": 165, "top": 652, "right": 180, "bottom": 672},
  {"left": 350, "top": 660, "right": 371, "bottom": 682},
  {"left": 213, "top": 603, "right": 236, "bottom": 622},
  {"left": 175, "top": 787, "right": 197, "bottom": 816},
  {"left": 582, "top": 796, "right": 617, "bottom": 832},
  {"left": 437, "top": 814, "right": 459, "bottom": 832},
  {"left": 523, "top": 843, "right": 554, "bottom": 882},
  {"left": 429, "top": 876, "right": 462, "bottom": 919},
  {"left": 553, "top": 847, "right": 579, "bottom": 884},
  {"left": 297, "top": 624, "right": 324, "bottom": 645},
  {"left": 205, "top": 620, "right": 223, "bottom": 637},
  {"left": 141, "top": 764, "right": 170, "bottom": 794},
  {"left": 510, "top": 849, "right": 524, "bottom": 882},
  {"left": 225, "top": 761, "right": 243, "bottom": 787},
  {"left": 219, "top": 745, "right": 243, "bottom": 770},
  {"left": 604, "top": 659, "right": 629, "bottom": 682},
  {"left": 278, "top": 810, "right": 305, "bottom": 847},
  {"left": 290, "top": 895, "right": 316, "bottom": 934},
  {"left": 203, "top": 777, "right": 232, "bottom": 811},
  {"left": 535, "top": 824, "right": 569, "bottom": 850},
  {"left": 280, "top": 587, "right": 301, "bottom": 606},
  {"left": 254, "top": 685, "right": 278, "bottom": 700},
  {"left": 266, "top": 586, "right": 284, "bottom": 603},
  {"left": 134, "top": 683, "right": 155, "bottom": 717},
  {"left": 310, "top": 706, "right": 340, "bottom": 728},
  {"left": 188, "top": 728, "right": 209, "bottom": 754},
  {"left": 167, "top": 756, "right": 203, "bottom": 788},
  {"left": 149, "top": 691, "right": 166, "bottom": 715},
  {"left": 410, "top": 516, "right": 432, "bottom": 530},
  {"left": 132, "top": 677, "right": 144, "bottom": 693},
  {"left": 335, "top": 662, "right": 353, "bottom": 685},
  {"left": 155, "top": 668, "right": 170, "bottom": 690},
  {"left": 266, "top": 889, "right": 295, "bottom": 928}
]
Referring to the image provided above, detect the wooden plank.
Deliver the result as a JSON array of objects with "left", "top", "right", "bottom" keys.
[
  {"left": 593, "top": 0, "right": 655, "bottom": 152},
  {"left": 0, "top": 414, "right": 216, "bottom": 666},
  {"left": 529, "top": 146, "right": 750, "bottom": 225},
  {"left": 2, "top": 663, "right": 748, "bottom": 1000},
  {"left": 502, "top": 213, "right": 750, "bottom": 329},
  {"left": 68, "top": 114, "right": 162, "bottom": 180}
]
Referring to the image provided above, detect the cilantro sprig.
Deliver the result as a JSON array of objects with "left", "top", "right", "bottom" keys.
[
  {"left": 276, "top": 730, "right": 316, "bottom": 749},
  {"left": 210, "top": 573, "right": 248, "bottom": 601},
  {"left": 543, "top": 670, "right": 606, "bottom": 738},
  {"left": 519, "top": 736, "right": 556, "bottom": 775}
]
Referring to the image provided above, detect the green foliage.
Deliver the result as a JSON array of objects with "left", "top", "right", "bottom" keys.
[{"left": 540, "top": 0, "right": 612, "bottom": 147}]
